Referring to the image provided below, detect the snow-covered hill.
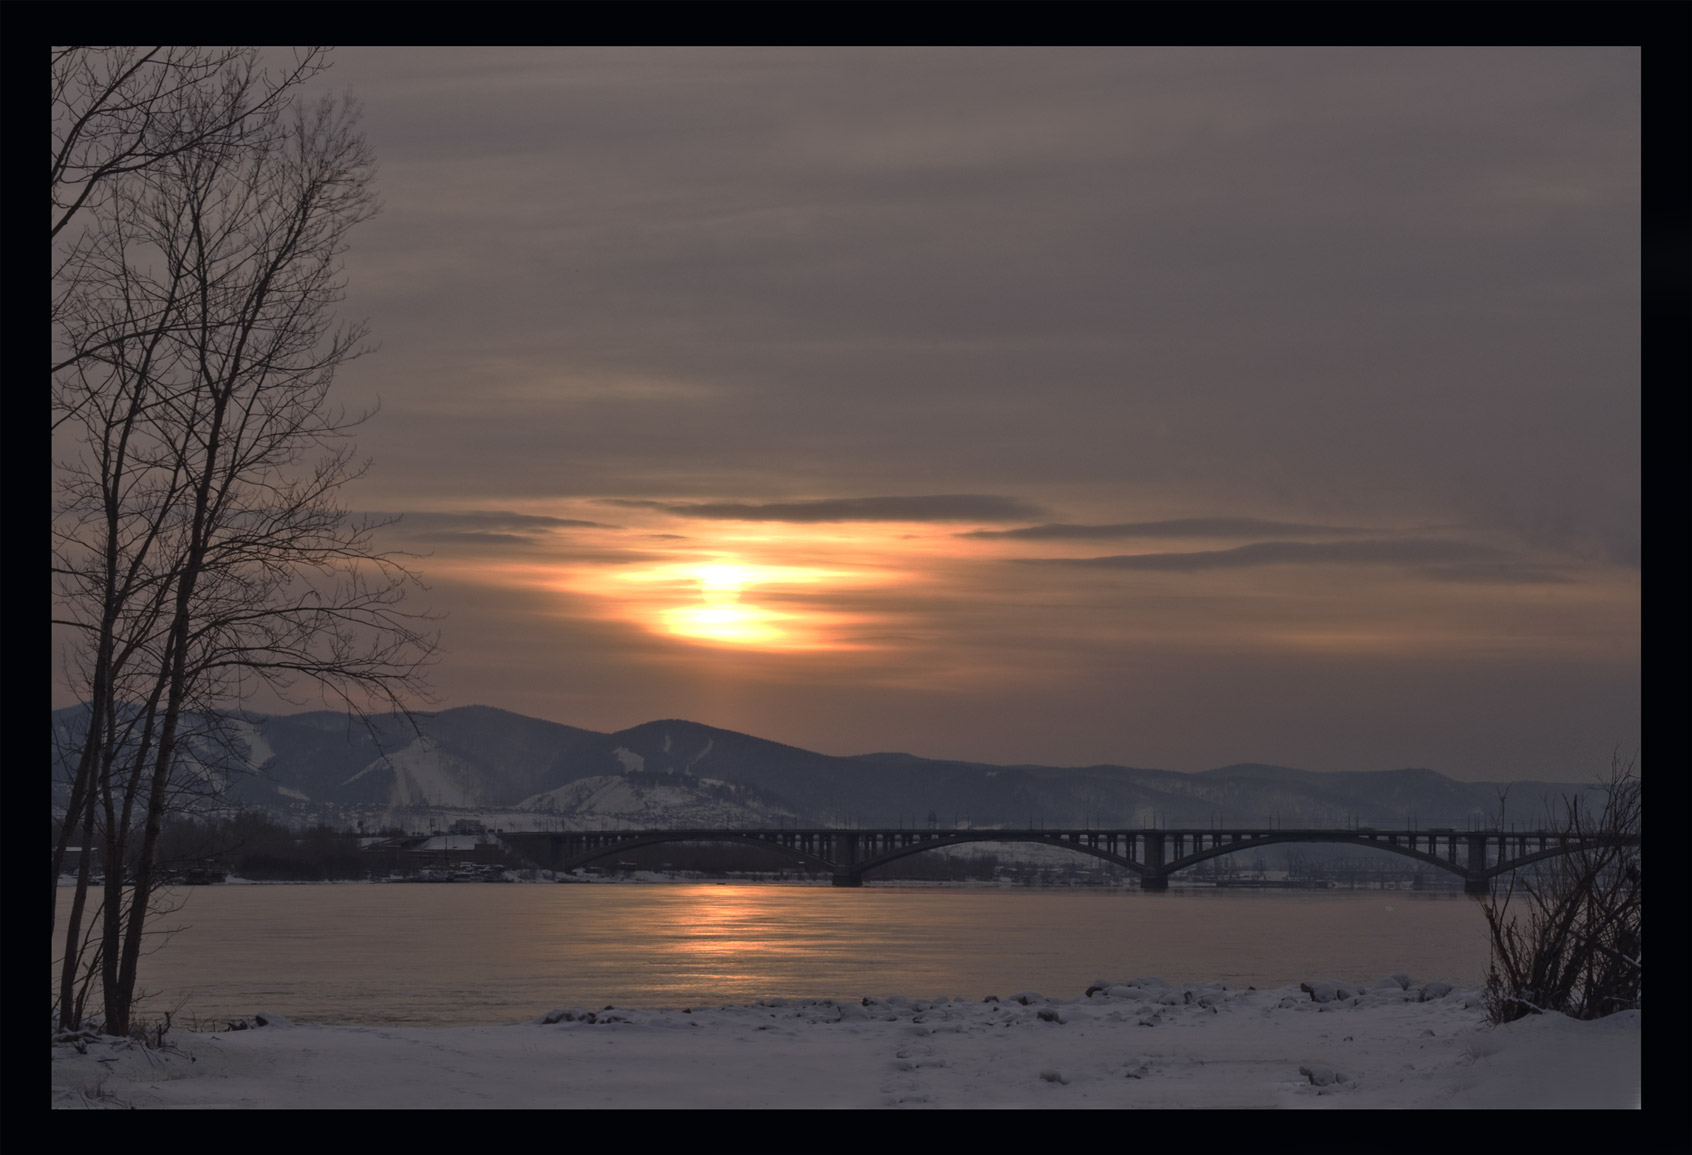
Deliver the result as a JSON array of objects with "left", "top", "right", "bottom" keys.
[{"left": 51, "top": 703, "right": 1601, "bottom": 833}]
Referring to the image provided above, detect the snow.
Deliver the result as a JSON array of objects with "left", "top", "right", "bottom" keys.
[
  {"left": 230, "top": 717, "right": 274, "bottom": 770},
  {"left": 348, "top": 737, "right": 484, "bottom": 808},
  {"left": 413, "top": 835, "right": 486, "bottom": 851},
  {"left": 510, "top": 775, "right": 784, "bottom": 828},
  {"left": 50, "top": 979, "right": 1639, "bottom": 1109}
]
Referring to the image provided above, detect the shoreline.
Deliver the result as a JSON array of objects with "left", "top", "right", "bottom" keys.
[
  {"left": 58, "top": 872, "right": 1472, "bottom": 891},
  {"left": 51, "top": 978, "right": 1640, "bottom": 1110}
]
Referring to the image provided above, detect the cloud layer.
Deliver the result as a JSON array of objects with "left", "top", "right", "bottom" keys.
[
  {"left": 1024, "top": 538, "right": 1501, "bottom": 572},
  {"left": 187, "top": 47, "right": 1646, "bottom": 781},
  {"left": 607, "top": 495, "right": 1045, "bottom": 523},
  {"left": 962, "top": 518, "right": 1369, "bottom": 541}
]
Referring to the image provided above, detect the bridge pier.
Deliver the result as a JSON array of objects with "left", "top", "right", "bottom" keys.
[
  {"left": 1139, "top": 832, "right": 1168, "bottom": 890},
  {"left": 831, "top": 873, "right": 862, "bottom": 888},
  {"left": 1468, "top": 834, "right": 1490, "bottom": 872},
  {"left": 1463, "top": 876, "right": 1490, "bottom": 897}
]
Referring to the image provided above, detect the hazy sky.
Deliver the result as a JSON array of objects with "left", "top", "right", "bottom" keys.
[{"left": 271, "top": 47, "right": 1637, "bottom": 780}]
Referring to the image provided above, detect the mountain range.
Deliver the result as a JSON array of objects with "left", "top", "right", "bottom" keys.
[{"left": 52, "top": 703, "right": 1598, "bottom": 833}]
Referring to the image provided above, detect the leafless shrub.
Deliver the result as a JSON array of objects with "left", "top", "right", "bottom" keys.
[{"left": 1482, "top": 754, "right": 1640, "bottom": 1023}]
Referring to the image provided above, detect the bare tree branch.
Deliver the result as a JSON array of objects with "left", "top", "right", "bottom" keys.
[
  {"left": 1480, "top": 753, "right": 1641, "bottom": 1024},
  {"left": 52, "top": 47, "right": 436, "bottom": 1036}
]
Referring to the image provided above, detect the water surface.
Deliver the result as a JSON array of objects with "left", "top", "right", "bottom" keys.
[{"left": 55, "top": 883, "right": 1490, "bottom": 1027}]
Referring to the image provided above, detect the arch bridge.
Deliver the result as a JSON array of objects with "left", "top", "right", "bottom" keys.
[{"left": 502, "top": 826, "right": 1637, "bottom": 895}]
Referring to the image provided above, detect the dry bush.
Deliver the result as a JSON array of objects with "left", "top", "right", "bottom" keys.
[{"left": 1482, "top": 754, "right": 1640, "bottom": 1023}]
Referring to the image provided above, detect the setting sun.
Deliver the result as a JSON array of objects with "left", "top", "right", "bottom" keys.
[
  {"left": 662, "top": 564, "right": 789, "bottom": 645},
  {"left": 694, "top": 564, "right": 756, "bottom": 598},
  {"left": 662, "top": 594, "right": 791, "bottom": 647},
  {"left": 582, "top": 554, "right": 899, "bottom": 651}
]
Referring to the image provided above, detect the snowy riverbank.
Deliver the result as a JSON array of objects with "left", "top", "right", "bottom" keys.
[{"left": 52, "top": 976, "right": 1638, "bottom": 1109}]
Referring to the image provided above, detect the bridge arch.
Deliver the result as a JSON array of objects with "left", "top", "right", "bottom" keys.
[
  {"left": 553, "top": 832, "right": 839, "bottom": 876},
  {"left": 848, "top": 831, "right": 1475, "bottom": 885},
  {"left": 1161, "top": 833, "right": 1467, "bottom": 882},
  {"left": 852, "top": 831, "right": 1148, "bottom": 879},
  {"left": 506, "top": 827, "right": 1635, "bottom": 892},
  {"left": 1160, "top": 831, "right": 1634, "bottom": 889},
  {"left": 1464, "top": 840, "right": 1630, "bottom": 883}
]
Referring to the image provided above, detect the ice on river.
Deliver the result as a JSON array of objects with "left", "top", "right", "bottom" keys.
[{"left": 51, "top": 977, "right": 1639, "bottom": 1109}]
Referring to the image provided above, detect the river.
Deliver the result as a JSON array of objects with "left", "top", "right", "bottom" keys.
[{"left": 55, "top": 882, "right": 1491, "bottom": 1028}]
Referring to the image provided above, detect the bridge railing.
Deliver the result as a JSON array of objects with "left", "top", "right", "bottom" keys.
[{"left": 503, "top": 827, "right": 1635, "bottom": 889}]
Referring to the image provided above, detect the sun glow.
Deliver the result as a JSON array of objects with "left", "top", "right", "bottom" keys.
[
  {"left": 661, "top": 600, "right": 790, "bottom": 646},
  {"left": 656, "top": 564, "right": 791, "bottom": 645},
  {"left": 597, "top": 557, "right": 888, "bottom": 650},
  {"left": 694, "top": 564, "right": 757, "bottom": 595},
  {"left": 465, "top": 508, "right": 984, "bottom": 656}
]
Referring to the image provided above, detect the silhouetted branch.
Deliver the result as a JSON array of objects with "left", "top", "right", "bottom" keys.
[
  {"left": 52, "top": 47, "right": 434, "bottom": 1036},
  {"left": 1481, "top": 752, "right": 1641, "bottom": 1024}
]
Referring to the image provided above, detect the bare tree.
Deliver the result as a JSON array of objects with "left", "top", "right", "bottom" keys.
[
  {"left": 52, "top": 48, "right": 332, "bottom": 411},
  {"left": 1480, "top": 754, "right": 1641, "bottom": 1024},
  {"left": 51, "top": 44, "right": 333, "bottom": 956},
  {"left": 52, "top": 47, "right": 329, "bottom": 237},
  {"left": 52, "top": 47, "right": 436, "bottom": 1036}
]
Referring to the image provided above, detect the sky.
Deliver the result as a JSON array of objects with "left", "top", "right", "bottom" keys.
[{"left": 258, "top": 47, "right": 1637, "bottom": 781}]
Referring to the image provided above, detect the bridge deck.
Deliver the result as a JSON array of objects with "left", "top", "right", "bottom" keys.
[{"left": 501, "top": 826, "right": 1633, "bottom": 892}]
